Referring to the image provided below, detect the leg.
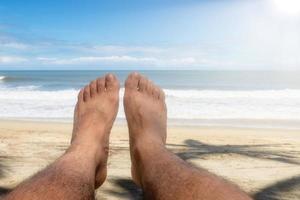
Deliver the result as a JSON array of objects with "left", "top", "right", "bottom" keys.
[
  {"left": 124, "top": 73, "right": 252, "bottom": 200},
  {"left": 5, "top": 74, "right": 120, "bottom": 200}
]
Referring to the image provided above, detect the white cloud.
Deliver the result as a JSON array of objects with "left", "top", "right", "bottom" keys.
[
  {"left": 1, "top": 42, "right": 29, "bottom": 50},
  {"left": 85, "top": 45, "right": 164, "bottom": 54},
  {"left": 36, "top": 57, "right": 56, "bottom": 61},
  {"left": 0, "top": 34, "right": 260, "bottom": 69},
  {"left": 164, "top": 57, "right": 197, "bottom": 66},
  {"left": 32, "top": 43, "right": 231, "bottom": 67},
  {"left": 35, "top": 55, "right": 233, "bottom": 68},
  {"left": 0, "top": 36, "right": 243, "bottom": 68},
  {"left": 0, "top": 35, "right": 29, "bottom": 50},
  {"left": 37, "top": 56, "right": 158, "bottom": 65},
  {"left": 2, "top": 32, "right": 299, "bottom": 69},
  {"left": 0, "top": 56, "right": 28, "bottom": 64}
]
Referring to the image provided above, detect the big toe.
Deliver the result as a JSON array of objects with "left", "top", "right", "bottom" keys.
[
  {"left": 125, "top": 72, "right": 141, "bottom": 91},
  {"left": 105, "top": 73, "right": 120, "bottom": 92}
]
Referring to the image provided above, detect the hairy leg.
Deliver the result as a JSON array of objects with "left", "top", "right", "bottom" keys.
[
  {"left": 5, "top": 148, "right": 97, "bottom": 200},
  {"left": 124, "top": 72, "right": 252, "bottom": 200},
  {"left": 5, "top": 74, "right": 120, "bottom": 200}
]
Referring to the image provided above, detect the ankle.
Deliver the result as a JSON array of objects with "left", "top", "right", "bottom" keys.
[
  {"left": 131, "top": 139, "right": 167, "bottom": 186},
  {"left": 131, "top": 137, "right": 166, "bottom": 171},
  {"left": 67, "top": 142, "right": 108, "bottom": 166},
  {"left": 130, "top": 128, "right": 165, "bottom": 146},
  {"left": 132, "top": 135, "right": 165, "bottom": 152}
]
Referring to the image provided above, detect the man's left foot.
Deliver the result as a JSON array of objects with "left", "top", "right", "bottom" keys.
[{"left": 70, "top": 73, "right": 120, "bottom": 188}]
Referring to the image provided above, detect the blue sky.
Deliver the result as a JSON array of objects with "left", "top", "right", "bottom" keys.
[{"left": 0, "top": 0, "right": 300, "bottom": 70}]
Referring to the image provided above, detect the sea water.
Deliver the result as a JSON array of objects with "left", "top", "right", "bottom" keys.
[{"left": 1, "top": 70, "right": 300, "bottom": 128}]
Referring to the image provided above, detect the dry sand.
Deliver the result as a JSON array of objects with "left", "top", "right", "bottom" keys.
[{"left": 0, "top": 120, "right": 299, "bottom": 199}]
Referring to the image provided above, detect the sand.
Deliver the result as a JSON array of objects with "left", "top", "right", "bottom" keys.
[{"left": 0, "top": 120, "right": 299, "bottom": 199}]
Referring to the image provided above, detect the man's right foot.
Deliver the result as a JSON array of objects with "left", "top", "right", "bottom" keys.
[{"left": 123, "top": 72, "right": 167, "bottom": 186}]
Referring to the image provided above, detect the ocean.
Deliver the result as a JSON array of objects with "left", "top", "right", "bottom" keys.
[{"left": 1, "top": 70, "right": 300, "bottom": 129}]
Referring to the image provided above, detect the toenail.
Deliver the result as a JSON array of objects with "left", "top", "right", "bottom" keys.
[
  {"left": 107, "top": 73, "right": 114, "bottom": 81},
  {"left": 131, "top": 72, "right": 139, "bottom": 77}
]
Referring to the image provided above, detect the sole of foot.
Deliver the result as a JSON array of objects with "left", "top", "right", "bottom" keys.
[
  {"left": 71, "top": 73, "right": 120, "bottom": 188},
  {"left": 123, "top": 72, "right": 167, "bottom": 186}
]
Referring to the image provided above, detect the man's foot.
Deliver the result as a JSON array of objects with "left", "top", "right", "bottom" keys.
[
  {"left": 123, "top": 72, "right": 167, "bottom": 186},
  {"left": 71, "top": 74, "right": 120, "bottom": 188}
]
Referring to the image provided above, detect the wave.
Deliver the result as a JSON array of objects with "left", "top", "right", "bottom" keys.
[
  {"left": 0, "top": 75, "right": 32, "bottom": 83},
  {"left": 0, "top": 87, "right": 300, "bottom": 122},
  {"left": 0, "top": 75, "right": 18, "bottom": 82},
  {"left": 164, "top": 89, "right": 300, "bottom": 99}
]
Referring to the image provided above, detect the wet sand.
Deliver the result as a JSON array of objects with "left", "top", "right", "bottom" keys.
[{"left": 0, "top": 120, "right": 299, "bottom": 199}]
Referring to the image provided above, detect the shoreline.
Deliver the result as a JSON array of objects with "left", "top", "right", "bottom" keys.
[{"left": 1, "top": 117, "right": 300, "bottom": 130}]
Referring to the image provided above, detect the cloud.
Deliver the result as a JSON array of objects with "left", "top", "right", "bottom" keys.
[
  {"left": 1, "top": 42, "right": 29, "bottom": 50},
  {"left": 0, "top": 33, "right": 248, "bottom": 68},
  {"left": 37, "top": 56, "right": 158, "bottom": 65},
  {"left": 3, "top": 31, "right": 298, "bottom": 69},
  {"left": 79, "top": 45, "right": 165, "bottom": 54},
  {"left": 0, "top": 34, "right": 29, "bottom": 50},
  {"left": 0, "top": 56, "right": 28, "bottom": 64},
  {"left": 35, "top": 55, "right": 230, "bottom": 68},
  {"left": 163, "top": 57, "right": 197, "bottom": 66}
]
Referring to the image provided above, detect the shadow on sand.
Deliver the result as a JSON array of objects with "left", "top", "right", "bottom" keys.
[
  {"left": 107, "top": 139, "right": 299, "bottom": 199},
  {"left": 0, "top": 158, "right": 11, "bottom": 198},
  {"left": 173, "top": 139, "right": 300, "bottom": 165},
  {"left": 1, "top": 139, "right": 299, "bottom": 199},
  {"left": 173, "top": 139, "right": 300, "bottom": 200},
  {"left": 254, "top": 175, "right": 300, "bottom": 200},
  {"left": 105, "top": 178, "right": 143, "bottom": 200}
]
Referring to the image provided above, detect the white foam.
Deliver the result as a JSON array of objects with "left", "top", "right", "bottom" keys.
[
  {"left": 164, "top": 89, "right": 300, "bottom": 120},
  {"left": 1, "top": 87, "right": 300, "bottom": 122},
  {"left": 0, "top": 76, "right": 6, "bottom": 80}
]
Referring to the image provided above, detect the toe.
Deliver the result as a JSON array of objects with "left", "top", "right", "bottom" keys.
[
  {"left": 125, "top": 72, "right": 141, "bottom": 91},
  {"left": 153, "top": 87, "right": 160, "bottom": 99},
  {"left": 138, "top": 76, "right": 148, "bottom": 92},
  {"left": 97, "top": 77, "right": 105, "bottom": 93},
  {"left": 105, "top": 73, "right": 119, "bottom": 91},
  {"left": 83, "top": 85, "right": 91, "bottom": 102},
  {"left": 146, "top": 80, "right": 154, "bottom": 95},
  {"left": 77, "top": 89, "right": 84, "bottom": 102},
  {"left": 90, "top": 80, "right": 97, "bottom": 98},
  {"left": 159, "top": 88, "right": 165, "bottom": 100}
]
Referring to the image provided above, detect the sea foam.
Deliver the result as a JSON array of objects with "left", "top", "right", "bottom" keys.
[{"left": 1, "top": 86, "right": 300, "bottom": 122}]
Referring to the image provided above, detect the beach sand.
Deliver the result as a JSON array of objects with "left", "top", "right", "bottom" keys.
[{"left": 0, "top": 120, "right": 299, "bottom": 199}]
